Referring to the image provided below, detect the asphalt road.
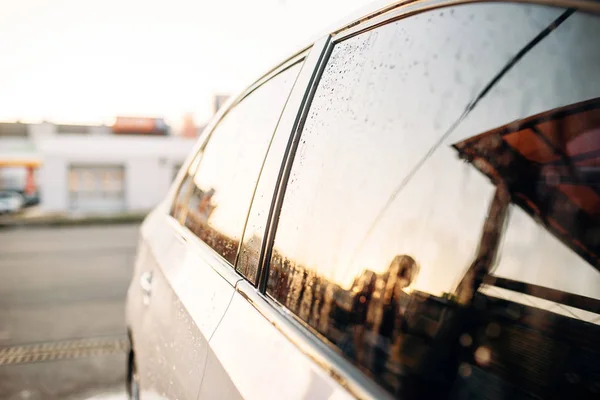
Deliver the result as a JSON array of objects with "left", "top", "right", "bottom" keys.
[{"left": 0, "top": 224, "right": 140, "bottom": 400}]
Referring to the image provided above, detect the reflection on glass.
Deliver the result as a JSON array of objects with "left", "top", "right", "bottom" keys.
[
  {"left": 236, "top": 92, "right": 300, "bottom": 283},
  {"left": 183, "top": 63, "right": 302, "bottom": 264},
  {"left": 453, "top": 98, "right": 600, "bottom": 400},
  {"left": 171, "top": 173, "right": 194, "bottom": 224},
  {"left": 266, "top": 5, "right": 599, "bottom": 399},
  {"left": 171, "top": 152, "right": 204, "bottom": 223}
]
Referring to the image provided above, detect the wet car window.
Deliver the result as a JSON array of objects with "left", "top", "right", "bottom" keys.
[
  {"left": 183, "top": 62, "right": 301, "bottom": 265},
  {"left": 454, "top": 98, "right": 600, "bottom": 399},
  {"left": 266, "top": 3, "right": 599, "bottom": 399},
  {"left": 235, "top": 83, "right": 302, "bottom": 284},
  {"left": 170, "top": 151, "right": 203, "bottom": 223},
  {"left": 171, "top": 173, "right": 193, "bottom": 223}
]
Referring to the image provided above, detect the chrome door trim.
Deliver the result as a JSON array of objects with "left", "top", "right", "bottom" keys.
[
  {"left": 165, "top": 215, "right": 241, "bottom": 287},
  {"left": 236, "top": 280, "right": 394, "bottom": 400}
]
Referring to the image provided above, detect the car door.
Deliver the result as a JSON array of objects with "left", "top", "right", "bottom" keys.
[
  {"left": 202, "top": 2, "right": 600, "bottom": 399},
  {"left": 130, "top": 52, "right": 304, "bottom": 400},
  {"left": 129, "top": 150, "right": 236, "bottom": 400},
  {"left": 197, "top": 39, "right": 368, "bottom": 400}
]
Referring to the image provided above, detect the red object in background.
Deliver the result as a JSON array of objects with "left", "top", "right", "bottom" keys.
[
  {"left": 181, "top": 114, "right": 198, "bottom": 138},
  {"left": 24, "top": 166, "right": 36, "bottom": 196},
  {"left": 453, "top": 97, "right": 600, "bottom": 269},
  {"left": 112, "top": 117, "right": 168, "bottom": 135}
]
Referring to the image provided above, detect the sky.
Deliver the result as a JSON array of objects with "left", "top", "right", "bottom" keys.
[{"left": 0, "top": 0, "right": 372, "bottom": 127}]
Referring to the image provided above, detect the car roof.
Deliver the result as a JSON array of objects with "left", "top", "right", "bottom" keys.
[{"left": 350, "top": 0, "right": 597, "bottom": 32}]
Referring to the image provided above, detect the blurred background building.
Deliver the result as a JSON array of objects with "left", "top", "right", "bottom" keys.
[
  {"left": 0, "top": 93, "right": 235, "bottom": 215},
  {"left": 0, "top": 117, "right": 201, "bottom": 215}
]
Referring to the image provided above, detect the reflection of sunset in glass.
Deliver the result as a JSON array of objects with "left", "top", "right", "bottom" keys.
[
  {"left": 270, "top": 4, "right": 600, "bottom": 301},
  {"left": 270, "top": 3, "right": 560, "bottom": 292},
  {"left": 0, "top": 0, "right": 369, "bottom": 125},
  {"left": 170, "top": 62, "right": 302, "bottom": 265},
  {"left": 190, "top": 64, "right": 300, "bottom": 243}
]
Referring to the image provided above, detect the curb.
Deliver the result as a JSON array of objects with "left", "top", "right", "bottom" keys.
[{"left": 0, "top": 213, "right": 146, "bottom": 229}]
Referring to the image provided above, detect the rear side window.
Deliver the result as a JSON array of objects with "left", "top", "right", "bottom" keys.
[
  {"left": 183, "top": 63, "right": 301, "bottom": 264},
  {"left": 266, "top": 3, "right": 599, "bottom": 399}
]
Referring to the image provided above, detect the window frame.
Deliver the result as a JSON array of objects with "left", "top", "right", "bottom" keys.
[{"left": 238, "top": 1, "right": 600, "bottom": 400}]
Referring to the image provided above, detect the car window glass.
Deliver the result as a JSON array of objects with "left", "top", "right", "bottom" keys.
[
  {"left": 170, "top": 152, "right": 202, "bottom": 223},
  {"left": 266, "top": 4, "right": 599, "bottom": 398},
  {"left": 495, "top": 206, "right": 600, "bottom": 300},
  {"left": 184, "top": 63, "right": 301, "bottom": 265},
  {"left": 235, "top": 92, "right": 300, "bottom": 284},
  {"left": 447, "top": 11, "right": 600, "bottom": 304}
]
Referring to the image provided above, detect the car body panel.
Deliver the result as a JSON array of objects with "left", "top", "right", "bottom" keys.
[
  {"left": 199, "top": 285, "right": 358, "bottom": 400},
  {"left": 127, "top": 206, "right": 240, "bottom": 399}
]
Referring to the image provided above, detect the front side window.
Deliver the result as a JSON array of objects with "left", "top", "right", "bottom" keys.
[
  {"left": 184, "top": 63, "right": 302, "bottom": 264},
  {"left": 266, "top": 3, "right": 599, "bottom": 399}
]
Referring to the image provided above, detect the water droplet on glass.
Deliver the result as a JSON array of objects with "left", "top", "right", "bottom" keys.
[
  {"left": 459, "top": 333, "right": 473, "bottom": 347},
  {"left": 459, "top": 363, "right": 472, "bottom": 377},
  {"left": 474, "top": 346, "right": 492, "bottom": 366}
]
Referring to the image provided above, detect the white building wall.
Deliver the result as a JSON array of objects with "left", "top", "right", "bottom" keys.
[
  {"left": 28, "top": 122, "right": 56, "bottom": 140},
  {"left": 38, "top": 156, "right": 68, "bottom": 212},
  {"left": 37, "top": 134, "right": 195, "bottom": 213},
  {"left": 125, "top": 157, "right": 173, "bottom": 212}
]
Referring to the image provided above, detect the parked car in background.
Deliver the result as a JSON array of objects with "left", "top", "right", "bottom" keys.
[
  {"left": 126, "top": 0, "right": 600, "bottom": 399},
  {"left": 0, "top": 191, "right": 24, "bottom": 214},
  {"left": 21, "top": 190, "right": 40, "bottom": 208}
]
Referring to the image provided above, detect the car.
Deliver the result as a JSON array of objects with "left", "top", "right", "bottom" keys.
[
  {"left": 125, "top": 0, "right": 600, "bottom": 399},
  {"left": 22, "top": 191, "right": 41, "bottom": 208},
  {"left": 0, "top": 191, "right": 24, "bottom": 214}
]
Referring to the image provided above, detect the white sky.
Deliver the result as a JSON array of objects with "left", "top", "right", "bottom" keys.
[{"left": 0, "top": 0, "right": 371, "bottom": 126}]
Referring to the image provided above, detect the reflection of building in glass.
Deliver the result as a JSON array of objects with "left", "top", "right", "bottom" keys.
[
  {"left": 451, "top": 97, "right": 600, "bottom": 400},
  {"left": 454, "top": 97, "right": 600, "bottom": 270},
  {"left": 269, "top": 99, "right": 600, "bottom": 399},
  {"left": 187, "top": 187, "right": 216, "bottom": 223},
  {"left": 454, "top": 97, "right": 600, "bottom": 308},
  {"left": 181, "top": 183, "right": 239, "bottom": 264}
]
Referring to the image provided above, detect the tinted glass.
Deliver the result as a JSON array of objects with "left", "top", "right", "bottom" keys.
[
  {"left": 235, "top": 94, "right": 298, "bottom": 284},
  {"left": 171, "top": 152, "right": 202, "bottom": 223},
  {"left": 184, "top": 63, "right": 301, "bottom": 264},
  {"left": 267, "top": 4, "right": 599, "bottom": 399}
]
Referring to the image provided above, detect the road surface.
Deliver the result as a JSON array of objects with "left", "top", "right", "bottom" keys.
[{"left": 0, "top": 224, "right": 140, "bottom": 400}]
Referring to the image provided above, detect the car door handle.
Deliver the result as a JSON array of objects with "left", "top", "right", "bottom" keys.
[{"left": 140, "top": 271, "right": 153, "bottom": 297}]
